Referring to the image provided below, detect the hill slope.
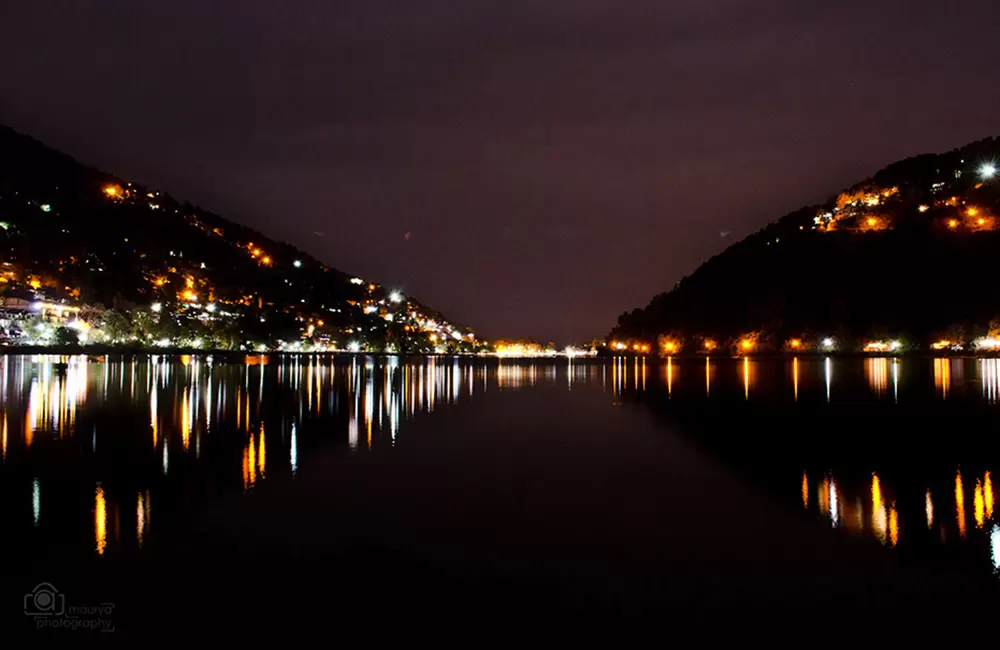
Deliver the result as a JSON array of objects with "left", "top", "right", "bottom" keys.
[
  {"left": 0, "top": 125, "right": 477, "bottom": 352},
  {"left": 611, "top": 136, "right": 1000, "bottom": 352}
]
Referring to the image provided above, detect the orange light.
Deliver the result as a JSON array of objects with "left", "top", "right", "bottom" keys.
[
  {"left": 866, "top": 217, "right": 877, "bottom": 227},
  {"left": 183, "top": 290, "right": 198, "bottom": 302},
  {"left": 703, "top": 340, "right": 716, "bottom": 351},
  {"left": 978, "top": 218, "right": 986, "bottom": 226},
  {"left": 967, "top": 207, "right": 979, "bottom": 217},
  {"left": 789, "top": 339, "right": 801, "bottom": 349},
  {"left": 261, "top": 256, "right": 272, "bottom": 265},
  {"left": 947, "top": 219, "right": 958, "bottom": 229},
  {"left": 918, "top": 205, "right": 929, "bottom": 213},
  {"left": 103, "top": 185, "right": 120, "bottom": 198},
  {"left": 740, "top": 339, "right": 754, "bottom": 351}
]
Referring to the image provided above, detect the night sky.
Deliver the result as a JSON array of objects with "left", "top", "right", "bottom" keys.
[{"left": 1, "top": 2, "right": 998, "bottom": 342}]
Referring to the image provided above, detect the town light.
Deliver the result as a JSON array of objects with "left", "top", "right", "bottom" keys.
[
  {"left": 789, "top": 339, "right": 801, "bottom": 349},
  {"left": 948, "top": 219, "right": 958, "bottom": 229},
  {"left": 918, "top": 205, "right": 929, "bottom": 213},
  {"left": 206, "top": 303, "right": 217, "bottom": 313},
  {"left": 740, "top": 339, "right": 754, "bottom": 351},
  {"left": 967, "top": 207, "right": 979, "bottom": 217},
  {"left": 347, "top": 341, "right": 360, "bottom": 352},
  {"left": 389, "top": 291, "right": 403, "bottom": 303},
  {"left": 866, "top": 217, "right": 877, "bottom": 227},
  {"left": 293, "top": 260, "right": 302, "bottom": 268},
  {"left": 703, "top": 339, "right": 716, "bottom": 351},
  {"left": 980, "top": 163, "right": 997, "bottom": 179},
  {"left": 151, "top": 302, "right": 162, "bottom": 313},
  {"left": 821, "top": 337, "right": 836, "bottom": 350}
]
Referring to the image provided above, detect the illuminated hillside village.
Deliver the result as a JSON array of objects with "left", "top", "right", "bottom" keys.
[
  {"left": 5, "top": 125, "right": 1000, "bottom": 358},
  {"left": 610, "top": 139, "right": 1000, "bottom": 356},
  {"left": 0, "top": 126, "right": 599, "bottom": 357}
]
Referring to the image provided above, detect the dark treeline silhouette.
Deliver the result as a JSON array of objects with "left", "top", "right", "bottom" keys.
[{"left": 611, "top": 136, "right": 1000, "bottom": 350}]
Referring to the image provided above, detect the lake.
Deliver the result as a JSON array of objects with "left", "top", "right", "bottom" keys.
[{"left": 2, "top": 353, "right": 998, "bottom": 637}]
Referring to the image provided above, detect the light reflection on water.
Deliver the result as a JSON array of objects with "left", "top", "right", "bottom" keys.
[{"left": 3, "top": 353, "right": 1000, "bottom": 579}]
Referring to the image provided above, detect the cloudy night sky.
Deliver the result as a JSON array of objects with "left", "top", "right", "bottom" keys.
[{"left": 1, "top": 0, "right": 998, "bottom": 341}]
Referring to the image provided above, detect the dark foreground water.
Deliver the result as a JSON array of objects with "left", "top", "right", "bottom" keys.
[{"left": 1, "top": 354, "right": 998, "bottom": 638}]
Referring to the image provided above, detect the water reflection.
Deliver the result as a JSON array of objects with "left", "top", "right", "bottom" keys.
[
  {"left": 800, "top": 467, "right": 995, "bottom": 554},
  {"left": 934, "top": 358, "right": 951, "bottom": 398},
  {"left": 5, "top": 353, "right": 1000, "bottom": 580},
  {"left": 2, "top": 354, "right": 609, "bottom": 557},
  {"left": 866, "top": 358, "right": 889, "bottom": 398}
]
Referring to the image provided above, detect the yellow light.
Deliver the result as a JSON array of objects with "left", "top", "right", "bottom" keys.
[
  {"left": 183, "top": 290, "right": 198, "bottom": 302},
  {"left": 103, "top": 185, "right": 120, "bottom": 197},
  {"left": 789, "top": 339, "right": 801, "bottom": 349},
  {"left": 967, "top": 207, "right": 979, "bottom": 217},
  {"left": 740, "top": 339, "right": 754, "bottom": 351},
  {"left": 154, "top": 276, "right": 166, "bottom": 287},
  {"left": 978, "top": 218, "right": 986, "bottom": 226},
  {"left": 704, "top": 339, "right": 715, "bottom": 351},
  {"left": 917, "top": 204, "right": 929, "bottom": 213},
  {"left": 261, "top": 256, "right": 272, "bottom": 265},
  {"left": 931, "top": 340, "right": 952, "bottom": 351},
  {"left": 95, "top": 485, "right": 107, "bottom": 555},
  {"left": 947, "top": 219, "right": 958, "bottom": 229},
  {"left": 866, "top": 217, "right": 877, "bottom": 226}
]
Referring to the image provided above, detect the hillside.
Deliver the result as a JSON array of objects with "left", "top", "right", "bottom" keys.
[
  {"left": 0, "top": 125, "right": 479, "bottom": 352},
  {"left": 610, "top": 136, "right": 1000, "bottom": 353}
]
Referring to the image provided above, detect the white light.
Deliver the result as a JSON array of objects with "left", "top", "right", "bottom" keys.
[
  {"left": 888, "top": 340, "right": 901, "bottom": 351},
  {"left": 350, "top": 277, "right": 364, "bottom": 285},
  {"left": 383, "top": 313, "right": 394, "bottom": 322},
  {"left": 191, "top": 338, "right": 203, "bottom": 348},
  {"left": 451, "top": 331, "right": 462, "bottom": 341},
  {"left": 364, "top": 305, "right": 377, "bottom": 314},
  {"left": 293, "top": 260, "right": 303, "bottom": 268},
  {"left": 40, "top": 204, "right": 51, "bottom": 213},
  {"left": 156, "top": 338, "right": 171, "bottom": 347},
  {"left": 821, "top": 337, "right": 835, "bottom": 350},
  {"left": 389, "top": 291, "right": 403, "bottom": 303},
  {"left": 151, "top": 302, "right": 162, "bottom": 313},
  {"left": 347, "top": 341, "right": 360, "bottom": 352},
  {"left": 980, "top": 163, "right": 997, "bottom": 179},
  {"left": 206, "top": 303, "right": 216, "bottom": 313},
  {"left": 991, "top": 524, "right": 1000, "bottom": 569}
]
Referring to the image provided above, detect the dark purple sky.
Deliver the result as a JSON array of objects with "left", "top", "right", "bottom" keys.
[{"left": 2, "top": 1, "right": 998, "bottom": 342}]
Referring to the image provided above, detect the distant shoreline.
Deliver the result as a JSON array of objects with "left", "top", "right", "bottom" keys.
[{"left": 1, "top": 345, "right": 998, "bottom": 360}]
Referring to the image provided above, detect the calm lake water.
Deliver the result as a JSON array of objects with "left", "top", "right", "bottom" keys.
[{"left": 2, "top": 354, "right": 999, "bottom": 636}]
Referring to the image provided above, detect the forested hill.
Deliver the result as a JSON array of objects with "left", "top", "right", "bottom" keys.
[
  {"left": 610, "top": 136, "right": 1000, "bottom": 352},
  {"left": 0, "top": 125, "right": 477, "bottom": 352}
]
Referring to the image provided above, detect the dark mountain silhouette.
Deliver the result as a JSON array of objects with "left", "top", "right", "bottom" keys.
[
  {"left": 610, "top": 136, "right": 1000, "bottom": 352},
  {"left": 0, "top": 125, "right": 472, "bottom": 351}
]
